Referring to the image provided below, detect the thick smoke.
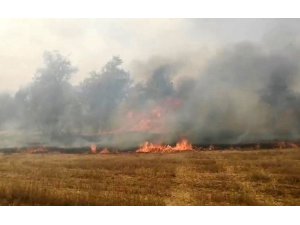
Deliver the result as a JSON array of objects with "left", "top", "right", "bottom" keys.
[
  {"left": 1, "top": 31, "right": 300, "bottom": 148},
  {"left": 171, "top": 43, "right": 300, "bottom": 144}
]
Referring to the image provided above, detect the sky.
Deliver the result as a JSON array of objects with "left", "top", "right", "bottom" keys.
[{"left": 0, "top": 18, "right": 299, "bottom": 93}]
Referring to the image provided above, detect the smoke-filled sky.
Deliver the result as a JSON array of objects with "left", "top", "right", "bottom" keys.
[
  {"left": 1, "top": 18, "right": 299, "bottom": 93},
  {"left": 2, "top": 18, "right": 300, "bottom": 148}
]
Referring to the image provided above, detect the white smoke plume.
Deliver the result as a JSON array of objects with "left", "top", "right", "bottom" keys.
[{"left": 1, "top": 19, "right": 300, "bottom": 148}]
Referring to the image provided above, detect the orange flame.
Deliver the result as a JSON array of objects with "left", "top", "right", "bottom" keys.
[
  {"left": 90, "top": 144, "right": 97, "bottom": 154},
  {"left": 173, "top": 139, "right": 193, "bottom": 151},
  {"left": 100, "top": 97, "right": 183, "bottom": 135},
  {"left": 99, "top": 148, "right": 110, "bottom": 154},
  {"left": 26, "top": 147, "right": 48, "bottom": 154},
  {"left": 136, "top": 139, "right": 193, "bottom": 153}
]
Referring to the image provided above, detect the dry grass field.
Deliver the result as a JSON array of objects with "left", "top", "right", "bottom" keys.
[{"left": 0, "top": 149, "right": 299, "bottom": 206}]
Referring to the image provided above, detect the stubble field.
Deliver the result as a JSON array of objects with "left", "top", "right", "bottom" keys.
[{"left": 0, "top": 149, "right": 299, "bottom": 205}]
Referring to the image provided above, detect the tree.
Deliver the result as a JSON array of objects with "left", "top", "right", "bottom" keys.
[
  {"left": 79, "top": 56, "right": 131, "bottom": 132},
  {"left": 145, "top": 65, "right": 174, "bottom": 100},
  {"left": 24, "top": 51, "right": 78, "bottom": 137},
  {"left": 0, "top": 93, "right": 16, "bottom": 128}
]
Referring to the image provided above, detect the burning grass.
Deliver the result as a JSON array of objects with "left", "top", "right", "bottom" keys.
[
  {"left": 0, "top": 149, "right": 299, "bottom": 205},
  {"left": 136, "top": 138, "right": 193, "bottom": 153}
]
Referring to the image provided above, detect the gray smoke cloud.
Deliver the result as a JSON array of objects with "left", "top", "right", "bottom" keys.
[
  {"left": 170, "top": 42, "right": 300, "bottom": 144},
  {"left": 1, "top": 20, "right": 300, "bottom": 149}
]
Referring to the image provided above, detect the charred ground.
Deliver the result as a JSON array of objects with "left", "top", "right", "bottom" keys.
[{"left": 1, "top": 139, "right": 299, "bottom": 154}]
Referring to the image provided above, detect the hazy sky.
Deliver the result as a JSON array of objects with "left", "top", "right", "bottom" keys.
[{"left": 0, "top": 18, "right": 299, "bottom": 93}]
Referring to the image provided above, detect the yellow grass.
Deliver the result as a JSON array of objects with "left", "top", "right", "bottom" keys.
[{"left": 0, "top": 149, "right": 299, "bottom": 205}]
